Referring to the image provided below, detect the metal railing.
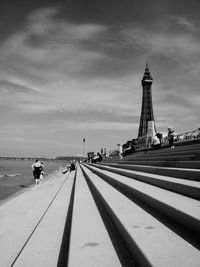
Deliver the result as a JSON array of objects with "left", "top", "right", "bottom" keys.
[{"left": 175, "top": 128, "right": 200, "bottom": 142}]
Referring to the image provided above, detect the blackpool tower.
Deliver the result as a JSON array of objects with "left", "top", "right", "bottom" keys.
[{"left": 138, "top": 63, "right": 156, "bottom": 139}]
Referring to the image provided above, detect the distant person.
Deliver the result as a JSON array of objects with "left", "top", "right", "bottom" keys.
[
  {"left": 151, "top": 136, "right": 161, "bottom": 149},
  {"left": 168, "top": 127, "right": 176, "bottom": 148},
  {"left": 93, "top": 152, "right": 103, "bottom": 163},
  {"left": 123, "top": 141, "right": 136, "bottom": 157},
  {"left": 32, "top": 159, "right": 44, "bottom": 185},
  {"left": 104, "top": 148, "right": 109, "bottom": 157},
  {"left": 117, "top": 144, "right": 123, "bottom": 159},
  {"left": 69, "top": 160, "right": 76, "bottom": 172},
  {"left": 155, "top": 131, "right": 163, "bottom": 145},
  {"left": 40, "top": 162, "right": 45, "bottom": 180},
  {"left": 40, "top": 171, "right": 44, "bottom": 180},
  {"left": 62, "top": 160, "right": 76, "bottom": 174}
]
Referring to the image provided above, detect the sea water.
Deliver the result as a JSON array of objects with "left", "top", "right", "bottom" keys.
[{"left": 0, "top": 159, "right": 68, "bottom": 201}]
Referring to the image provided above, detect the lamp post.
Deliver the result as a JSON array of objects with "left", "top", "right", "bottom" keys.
[{"left": 83, "top": 138, "right": 85, "bottom": 157}]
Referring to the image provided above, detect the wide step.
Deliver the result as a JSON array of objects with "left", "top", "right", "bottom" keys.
[{"left": 68, "top": 166, "right": 121, "bottom": 267}]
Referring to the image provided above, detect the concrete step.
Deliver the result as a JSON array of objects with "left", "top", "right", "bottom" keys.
[
  {"left": 68, "top": 166, "right": 121, "bottom": 267},
  {"left": 141, "top": 143, "right": 200, "bottom": 155},
  {"left": 126, "top": 154, "right": 197, "bottom": 161},
  {"left": 120, "top": 143, "right": 200, "bottom": 161},
  {"left": 100, "top": 162, "right": 200, "bottom": 181},
  {"left": 84, "top": 164, "right": 200, "bottom": 250},
  {"left": 91, "top": 164, "right": 200, "bottom": 200},
  {"left": 135, "top": 149, "right": 200, "bottom": 159},
  {"left": 81, "top": 165, "right": 200, "bottom": 267},
  {"left": 136, "top": 138, "right": 200, "bottom": 153},
  {"left": 113, "top": 160, "right": 200, "bottom": 169}
]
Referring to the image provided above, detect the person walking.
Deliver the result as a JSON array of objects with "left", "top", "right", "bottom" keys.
[
  {"left": 168, "top": 127, "right": 175, "bottom": 148},
  {"left": 31, "top": 159, "right": 44, "bottom": 185},
  {"left": 117, "top": 144, "right": 123, "bottom": 159}
]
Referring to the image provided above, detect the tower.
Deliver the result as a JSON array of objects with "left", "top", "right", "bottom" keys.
[{"left": 138, "top": 63, "right": 156, "bottom": 138}]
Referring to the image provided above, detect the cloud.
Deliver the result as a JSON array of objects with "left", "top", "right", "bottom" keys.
[
  {"left": 27, "top": 6, "right": 107, "bottom": 40},
  {"left": 172, "top": 16, "right": 197, "bottom": 31},
  {"left": 0, "top": 80, "right": 39, "bottom": 94},
  {"left": 0, "top": 5, "right": 200, "bottom": 156},
  {"left": 0, "top": 7, "right": 119, "bottom": 114},
  {"left": 121, "top": 28, "right": 200, "bottom": 62},
  {"left": 63, "top": 121, "right": 136, "bottom": 131},
  {"left": 2, "top": 136, "right": 66, "bottom": 146}
]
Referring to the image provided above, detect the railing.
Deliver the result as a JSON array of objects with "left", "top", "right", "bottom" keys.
[
  {"left": 108, "top": 128, "right": 200, "bottom": 154},
  {"left": 176, "top": 128, "right": 200, "bottom": 142}
]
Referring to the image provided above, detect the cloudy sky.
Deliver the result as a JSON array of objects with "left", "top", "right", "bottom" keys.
[{"left": 0, "top": 0, "right": 199, "bottom": 157}]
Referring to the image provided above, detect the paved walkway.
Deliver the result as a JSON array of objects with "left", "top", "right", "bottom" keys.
[{"left": 0, "top": 171, "right": 74, "bottom": 267}]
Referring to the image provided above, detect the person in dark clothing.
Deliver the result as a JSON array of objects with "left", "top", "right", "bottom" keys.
[
  {"left": 69, "top": 161, "right": 76, "bottom": 172},
  {"left": 155, "top": 131, "right": 163, "bottom": 145},
  {"left": 168, "top": 128, "right": 175, "bottom": 148},
  {"left": 31, "top": 159, "right": 44, "bottom": 185},
  {"left": 92, "top": 152, "right": 103, "bottom": 163},
  {"left": 96, "top": 152, "right": 103, "bottom": 163},
  {"left": 123, "top": 140, "right": 136, "bottom": 157},
  {"left": 62, "top": 160, "right": 76, "bottom": 174}
]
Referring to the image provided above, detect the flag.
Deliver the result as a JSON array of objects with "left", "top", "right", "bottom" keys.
[{"left": 83, "top": 138, "right": 85, "bottom": 143}]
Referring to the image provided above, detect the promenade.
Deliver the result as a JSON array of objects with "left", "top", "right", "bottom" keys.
[{"left": 0, "top": 143, "right": 200, "bottom": 266}]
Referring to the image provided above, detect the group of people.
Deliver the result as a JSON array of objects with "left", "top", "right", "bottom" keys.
[
  {"left": 31, "top": 127, "right": 176, "bottom": 180},
  {"left": 152, "top": 127, "right": 176, "bottom": 149},
  {"left": 88, "top": 152, "right": 103, "bottom": 163},
  {"left": 116, "top": 127, "right": 176, "bottom": 160},
  {"left": 31, "top": 159, "right": 44, "bottom": 185},
  {"left": 117, "top": 139, "right": 137, "bottom": 159},
  {"left": 32, "top": 158, "right": 77, "bottom": 185}
]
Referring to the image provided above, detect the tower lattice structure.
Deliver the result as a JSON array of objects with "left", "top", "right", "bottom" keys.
[{"left": 138, "top": 63, "right": 155, "bottom": 138}]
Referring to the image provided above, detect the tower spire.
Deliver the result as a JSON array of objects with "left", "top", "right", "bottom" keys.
[
  {"left": 143, "top": 62, "right": 152, "bottom": 81},
  {"left": 137, "top": 63, "right": 155, "bottom": 139},
  {"left": 145, "top": 61, "right": 149, "bottom": 71}
]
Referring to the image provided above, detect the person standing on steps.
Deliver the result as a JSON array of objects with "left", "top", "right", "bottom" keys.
[
  {"left": 168, "top": 127, "right": 176, "bottom": 148},
  {"left": 155, "top": 131, "right": 163, "bottom": 146},
  {"left": 31, "top": 159, "right": 44, "bottom": 185},
  {"left": 117, "top": 144, "right": 123, "bottom": 159}
]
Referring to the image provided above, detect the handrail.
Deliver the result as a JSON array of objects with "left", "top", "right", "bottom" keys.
[{"left": 176, "top": 128, "right": 200, "bottom": 141}]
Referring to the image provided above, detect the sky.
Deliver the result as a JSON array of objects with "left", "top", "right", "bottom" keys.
[{"left": 0, "top": 0, "right": 200, "bottom": 157}]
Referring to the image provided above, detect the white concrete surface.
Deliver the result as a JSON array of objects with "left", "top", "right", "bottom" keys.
[
  {"left": 82, "top": 165, "right": 200, "bottom": 267},
  {"left": 68, "top": 166, "right": 121, "bottom": 267},
  {"left": 96, "top": 164, "right": 200, "bottom": 187},
  {"left": 13, "top": 173, "right": 74, "bottom": 267},
  {"left": 0, "top": 172, "right": 73, "bottom": 267},
  {"left": 89, "top": 165, "right": 200, "bottom": 220}
]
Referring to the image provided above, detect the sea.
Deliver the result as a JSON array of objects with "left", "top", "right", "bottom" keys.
[{"left": 0, "top": 159, "right": 68, "bottom": 201}]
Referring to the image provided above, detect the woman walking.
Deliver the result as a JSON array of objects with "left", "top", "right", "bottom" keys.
[{"left": 31, "top": 159, "right": 44, "bottom": 185}]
